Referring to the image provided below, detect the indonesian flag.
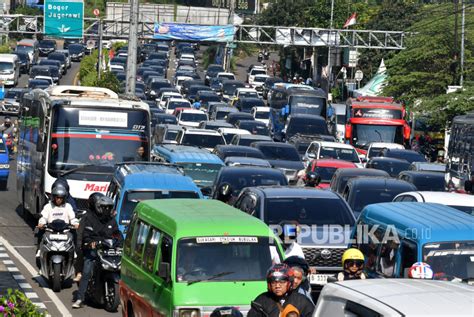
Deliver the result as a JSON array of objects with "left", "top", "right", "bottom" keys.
[{"left": 343, "top": 13, "right": 357, "bottom": 28}]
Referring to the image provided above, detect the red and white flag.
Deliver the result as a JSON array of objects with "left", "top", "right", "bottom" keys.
[{"left": 343, "top": 13, "right": 357, "bottom": 28}]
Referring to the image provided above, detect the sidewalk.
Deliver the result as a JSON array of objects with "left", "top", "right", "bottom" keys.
[{"left": 0, "top": 241, "right": 47, "bottom": 310}]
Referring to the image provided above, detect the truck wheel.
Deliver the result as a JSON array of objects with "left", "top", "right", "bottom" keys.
[
  {"left": 52, "top": 263, "right": 62, "bottom": 292},
  {"left": 104, "top": 281, "right": 120, "bottom": 312}
]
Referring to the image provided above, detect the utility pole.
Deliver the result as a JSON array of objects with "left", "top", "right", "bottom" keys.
[
  {"left": 454, "top": 0, "right": 459, "bottom": 53},
  {"left": 126, "top": 0, "right": 139, "bottom": 95},
  {"left": 225, "top": 0, "right": 235, "bottom": 72},
  {"left": 327, "top": 0, "right": 335, "bottom": 91},
  {"left": 460, "top": 0, "right": 465, "bottom": 86},
  {"left": 97, "top": 18, "right": 103, "bottom": 80}
]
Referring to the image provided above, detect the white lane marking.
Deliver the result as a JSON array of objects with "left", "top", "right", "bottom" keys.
[
  {"left": 7, "top": 267, "right": 19, "bottom": 272},
  {"left": 0, "top": 253, "right": 8, "bottom": 257},
  {"left": 34, "top": 303, "right": 47, "bottom": 309},
  {"left": 13, "top": 245, "right": 36, "bottom": 248},
  {"left": 25, "top": 292, "right": 39, "bottom": 299},
  {"left": 0, "top": 236, "right": 72, "bottom": 317},
  {"left": 0, "top": 247, "right": 5, "bottom": 251},
  {"left": 3, "top": 259, "right": 14, "bottom": 265},
  {"left": 19, "top": 282, "right": 32, "bottom": 289},
  {"left": 12, "top": 274, "right": 25, "bottom": 280}
]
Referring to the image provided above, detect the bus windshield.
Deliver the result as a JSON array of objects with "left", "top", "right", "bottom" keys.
[
  {"left": 289, "top": 96, "right": 326, "bottom": 117},
  {"left": 352, "top": 124, "right": 403, "bottom": 148},
  {"left": 48, "top": 107, "right": 149, "bottom": 179}
]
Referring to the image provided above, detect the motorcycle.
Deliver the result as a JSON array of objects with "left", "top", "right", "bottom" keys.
[
  {"left": 37, "top": 219, "right": 76, "bottom": 292},
  {"left": 85, "top": 238, "right": 122, "bottom": 312},
  {"left": 2, "top": 132, "right": 14, "bottom": 154}
]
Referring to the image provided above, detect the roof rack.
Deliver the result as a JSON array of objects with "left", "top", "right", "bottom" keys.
[{"left": 47, "top": 85, "right": 119, "bottom": 99}]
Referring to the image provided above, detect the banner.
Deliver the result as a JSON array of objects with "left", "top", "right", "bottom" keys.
[{"left": 153, "top": 23, "right": 234, "bottom": 42}]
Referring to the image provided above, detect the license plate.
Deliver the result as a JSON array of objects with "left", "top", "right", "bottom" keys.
[
  {"left": 50, "top": 234, "right": 68, "bottom": 241},
  {"left": 309, "top": 274, "right": 332, "bottom": 285}
]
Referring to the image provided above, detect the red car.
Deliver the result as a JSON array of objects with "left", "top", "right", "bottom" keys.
[
  {"left": 171, "top": 107, "right": 193, "bottom": 117},
  {"left": 303, "top": 159, "right": 357, "bottom": 189}
]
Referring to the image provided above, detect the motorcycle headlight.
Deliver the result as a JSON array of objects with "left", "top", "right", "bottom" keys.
[{"left": 178, "top": 309, "right": 200, "bottom": 317}]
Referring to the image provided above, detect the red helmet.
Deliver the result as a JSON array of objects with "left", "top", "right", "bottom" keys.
[{"left": 266, "top": 263, "right": 293, "bottom": 291}]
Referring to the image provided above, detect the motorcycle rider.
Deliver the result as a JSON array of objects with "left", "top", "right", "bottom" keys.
[
  {"left": 72, "top": 193, "right": 122, "bottom": 309},
  {"left": 36, "top": 185, "right": 79, "bottom": 266},
  {"left": 284, "top": 256, "right": 314, "bottom": 304},
  {"left": 210, "top": 307, "right": 244, "bottom": 317},
  {"left": 248, "top": 263, "right": 315, "bottom": 317},
  {"left": 337, "top": 248, "right": 367, "bottom": 281},
  {"left": 0, "top": 116, "right": 15, "bottom": 134}
]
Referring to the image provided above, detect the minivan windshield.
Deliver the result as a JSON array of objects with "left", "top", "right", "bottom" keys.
[
  {"left": 258, "top": 145, "right": 300, "bottom": 161},
  {"left": 119, "top": 190, "right": 199, "bottom": 225},
  {"left": 423, "top": 241, "right": 474, "bottom": 282},
  {"left": 265, "top": 197, "right": 355, "bottom": 226},
  {"left": 16, "top": 45, "right": 34, "bottom": 53},
  {"left": 179, "top": 162, "right": 223, "bottom": 187},
  {"left": 319, "top": 146, "right": 359, "bottom": 163},
  {"left": 181, "top": 133, "right": 224, "bottom": 148},
  {"left": 0, "top": 62, "right": 13, "bottom": 72},
  {"left": 177, "top": 237, "right": 281, "bottom": 282}
]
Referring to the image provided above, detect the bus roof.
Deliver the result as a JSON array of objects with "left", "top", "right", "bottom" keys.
[
  {"left": 152, "top": 144, "right": 224, "bottom": 165},
  {"left": 360, "top": 202, "right": 474, "bottom": 244},
  {"left": 136, "top": 199, "right": 274, "bottom": 238},
  {"left": 452, "top": 111, "right": 474, "bottom": 125}
]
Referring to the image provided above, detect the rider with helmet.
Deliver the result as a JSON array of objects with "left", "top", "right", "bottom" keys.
[
  {"left": 337, "top": 248, "right": 367, "bottom": 281},
  {"left": 248, "top": 263, "right": 315, "bottom": 317},
  {"left": 72, "top": 193, "right": 122, "bottom": 309},
  {"left": 210, "top": 307, "right": 244, "bottom": 317},
  {"left": 36, "top": 184, "right": 79, "bottom": 265}
]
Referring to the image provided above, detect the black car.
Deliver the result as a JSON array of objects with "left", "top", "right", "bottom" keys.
[
  {"left": 63, "top": 38, "right": 82, "bottom": 50},
  {"left": 262, "top": 77, "right": 283, "bottom": 99},
  {"left": 251, "top": 141, "right": 304, "bottom": 184},
  {"left": 48, "top": 52, "right": 67, "bottom": 74},
  {"left": 153, "top": 113, "right": 178, "bottom": 125},
  {"left": 196, "top": 91, "right": 221, "bottom": 110},
  {"left": 234, "top": 97, "right": 265, "bottom": 113},
  {"left": 68, "top": 44, "right": 85, "bottom": 61},
  {"left": 210, "top": 105, "right": 238, "bottom": 121},
  {"left": 180, "top": 79, "right": 205, "bottom": 96},
  {"left": 366, "top": 157, "right": 411, "bottom": 178},
  {"left": 330, "top": 168, "right": 390, "bottom": 195},
  {"left": 198, "top": 121, "right": 233, "bottom": 131},
  {"left": 28, "top": 79, "right": 50, "bottom": 89},
  {"left": 220, "top": 80, "right": 246, "bottom": 101},
  {"left": 148, "top": 80, "right": 172, "bottom": 99},
  {"left": 234, "top": 186, "right": 355, "bottom": 281},
  {"left": 212, "top": 166, "right": 288, "bottom": 203},
  {"left": 280, "top": 114, "right": 330, "bottom": 142},
  {"left": 342, "top": 177, "right": 417, "bottom": 217},
  {"left": 226, "top": 112, "right": 254, "bottom": 126},
  {"left": 187, "top": 85, "right": 213, "bottom": 103},
  {"left": 205, "top": 64, "right": 225, "bottom": 85},
  {"left": 14, "top": 51, "right": 30, "bottom": 73},
  {"left": 213, "top": 145, "right": 265, "bottom": 161},
  {"left": 378, "top": 148, "right": 427, "bottom": 164},
  {"left": 230, "top": 134, "right": 273, "bottom": 146},
  {"left": 235, "top": 120, "right": 270, "bottom": 136},
  {"left": 398, "top": 171, "right": 446, "bottom": 191},
  {"left": 38, "top": 39, "right": 56, "bottom": 56}
]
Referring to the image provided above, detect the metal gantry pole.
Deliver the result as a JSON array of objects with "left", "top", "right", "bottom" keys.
[
  {"left": 125, "top": 0, "right": 139, "bottom": 95},
  {"left": 327, "top": 0, "right": 335, "bottom": 90},
  {"left": 460, "top": 0, "right": 465, "bottom": 87},
  {"left": 97, "top": 18, "right": 103, "bottom": 80}
]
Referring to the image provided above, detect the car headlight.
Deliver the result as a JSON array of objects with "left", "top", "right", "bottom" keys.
[
  {"left": 0, "top": 164, "right": 10, "bottom": 169},
  {"left": 179, "top": 309, "right": 200, "bottom": 317}
]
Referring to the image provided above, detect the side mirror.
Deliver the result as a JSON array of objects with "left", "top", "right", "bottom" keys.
[
  {"left": 307, "top": 152, "right": 316, "bottom": 159},
  {"left": 465, "top": 180, "right": 473, "bottom": 193},
  {"left": 158, "top": 262, "right": 171, "bottom": 283},
  {"left": 200, "top": 186, "right": 212, "bottom": 197}
]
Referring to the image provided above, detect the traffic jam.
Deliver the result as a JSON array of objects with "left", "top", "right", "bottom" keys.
[{"left": 1, "top": 37, "right": 473, "bottom": 317}]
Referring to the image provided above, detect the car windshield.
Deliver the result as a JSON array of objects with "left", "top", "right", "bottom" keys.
[
  {"left": 387, "top": 151, "right": 426, "bottom": 163},
  {"left": 449, "top": 205, "right": 474, "bottom": 215},
  {"left": 264, "top": 197, "right": 354, "bottom": 226},
  {"left": 16, "top": 45, "right": 33, "bottom": 53},
  {"left": 239, "top": 92, "right": 259, "bottom": 98},
  {"left": 207, "top": 66, "right": 224, "bottom": 76},
  {"left": 220, "top": 171, "right": 287, "bottom": 194},
  {"left": 255, "top": 111, "right": 269, "bottom": 119},
  {"left": 251, "top": 70, "right": 266, "bottom": 76},
  {"left": 179, "top": 162, "right": 222, "bottom": 187},
  {"left": 353, "top": 124, "right": 404, "bottom": 148},
  {"left": 240, "top": 123, "right": 269, "bottom": 136},
  {"left": 216, "top": 110, "right": 232, "bottom": 120},
  {"left": 410, "top": 175, "right": 445, "bottom": 191},
  {"left": 218, "top": 74, "right": 234, "bottom": 80},
  {"left": 320, "top": 147, "right": 359, "bottom": 163},
  {"left": 287, "top": 119, "right": 328, "bottom": 136},
  {"left": 258, "top": 145, "right": 300, "bottom": 161},
  {"left": 368, "top": 147, "right": 385, "bottom": 159},
  {"left": 0, "top": 62, "right": 13, "bottom": 71},
  {"left": 315, "top": 166, "right": 339, "bottom": 183},
  {"left": 40, "top": 41, "right": 55, "bottom": 48},
  {"left": 119, "top": 190, "right": 199, "bottom": 225},
  {"left": 223, "top": 83, "right": 245, "bottom": 95},
  {"left": 177, "top": 237, "right": 281, "bottom": 282},
  {"left": 221, "top": 132, "right": 238, "bottom": 144},
  {"left": 168, "top": 101, "right": 190, "bottom": 110},
  {"left": 180, "top": 113, "right": 207, "bottom": 122},
  {"left": 254, "top": 76, "right": 267, "bottom": 83},
  {"left": 353, "top": 189, "right": 401, "bottom": 213},
  {"left": 423, "top": 242, "right": 474, "bottom": 281},
  {"left": 181, "top": 134, "right": 224, "bottom": 148},
  {"left": 68, "top": 44, "right": 83, "bottom": 53},
  {"left": 5, "top": 90, "right": 21, "bottom": 99},
  {"left": 369, "top": 160, "right": 411, "bottom": 177}
]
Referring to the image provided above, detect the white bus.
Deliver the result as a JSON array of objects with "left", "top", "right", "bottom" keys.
[{"left": 17, "top": 86, "right": 151, "bottom": 216}]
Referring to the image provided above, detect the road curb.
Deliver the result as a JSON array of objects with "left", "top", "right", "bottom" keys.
[{"left": 0, "top": 241, "right": 47, "bottom": 312}]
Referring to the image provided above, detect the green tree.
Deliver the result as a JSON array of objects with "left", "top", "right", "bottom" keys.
[{"left": 383, "top": 4, "right": 474, "bottom": 124}]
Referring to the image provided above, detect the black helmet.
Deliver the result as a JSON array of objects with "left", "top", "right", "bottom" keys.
[
  {"left": 52, "top": 177, "right": 70, "bottom": 193},
  {"left": 87, "top": 192, "right": 104, "bottom": 211},
  {"left": 95, "top": 195, "right": 114, "bottom": 219},
  {"left": 4, "top": 117, "right": 11, "bottom": 127},
  {"left": 51, "top": 185, "right": 67, "bottom": 205},
  {"left": 210, "top": 307, "right": 243, "bottom": 317}
]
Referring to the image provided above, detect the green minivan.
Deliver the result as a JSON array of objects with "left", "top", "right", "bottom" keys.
[{"left": 119, "top": 199, "right": 284, "bottom": 317}]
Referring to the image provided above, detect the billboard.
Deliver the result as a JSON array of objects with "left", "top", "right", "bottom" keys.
[{"left": 153, "top": 23, "right": 234, "bottom": 42}]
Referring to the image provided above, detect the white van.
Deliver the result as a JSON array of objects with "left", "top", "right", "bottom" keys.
[
  {"left": 0, "top": 54, "right": 20, "bottom": 87},
  {"left": 330, "top": 103, "right": 346, "bottom": 142}
]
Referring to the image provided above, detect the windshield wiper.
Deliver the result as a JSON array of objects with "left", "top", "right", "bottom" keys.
[
  {"left": 187, "top": 271, "right": 235, "bottom": 286},
  {"left": 374, "top": 130, "right": 383, "bottom": 142},
  {"left": 58, "top": 164, "right": 96, "bottom": 177}
]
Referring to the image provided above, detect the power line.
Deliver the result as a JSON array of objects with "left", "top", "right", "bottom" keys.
[{"left": 406, "top": 3, "right": 474, "bottom": 32}]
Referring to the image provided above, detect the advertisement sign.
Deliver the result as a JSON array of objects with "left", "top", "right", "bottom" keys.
[
  {"left": 153, "top": 23, "right": 234, "bottom": 42},
  {"left": 44, "top": 0, "right": 84, "bottom": 38}
]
